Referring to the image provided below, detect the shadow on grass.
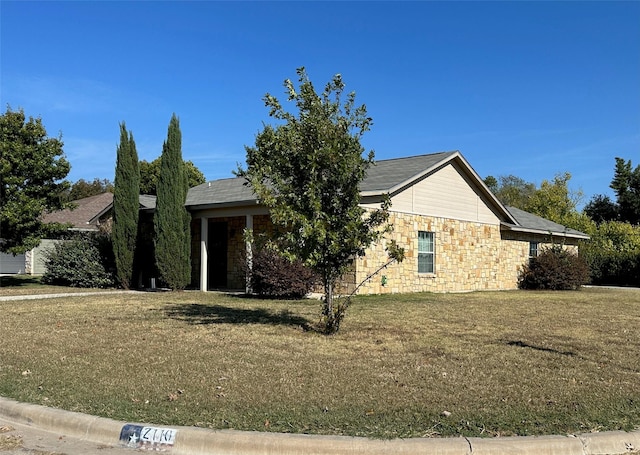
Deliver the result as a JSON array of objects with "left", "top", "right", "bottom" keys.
[
  {"left": 506, "top": 340, "right": 578, "bottom": 357},
  {"left": 506, "top": 339, "right": 640, "bottom": 374},
  {"left": 0, "top": 275, "right": 41, "bottom": 287},
  {"left": 164, "top": 303, "right": 314, "bottom": 329}
]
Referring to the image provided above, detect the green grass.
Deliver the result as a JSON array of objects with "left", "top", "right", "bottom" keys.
[{"left": 0, "top": 288, "right": 639, "bottom": 439}]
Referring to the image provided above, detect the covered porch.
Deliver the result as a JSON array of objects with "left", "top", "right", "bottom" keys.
[{"left": 190, "top": 208, "right": 271, "bottom": 292}]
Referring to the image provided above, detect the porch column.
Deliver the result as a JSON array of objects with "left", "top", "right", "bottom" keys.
[
  {"left": 200, "top": 217, "right": 209, "bottom": 292},
  {"left": 245, "top": 214, "right": 253, "bottom": 293}
]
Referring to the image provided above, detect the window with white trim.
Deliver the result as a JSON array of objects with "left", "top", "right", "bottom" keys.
[
  {"left": 529, "top": 242, "right": 539, "bottom": 258},
  {"left": 418, "top": 231, "right": 435, "bottom": 274}
]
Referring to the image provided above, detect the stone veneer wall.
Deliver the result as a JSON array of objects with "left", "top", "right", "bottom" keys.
[
  {"left": 348, "top": 211, "right": 572, "bottom": 295},
  {"left": 224, "top": 216, "right": 248, "bottom": 289}
]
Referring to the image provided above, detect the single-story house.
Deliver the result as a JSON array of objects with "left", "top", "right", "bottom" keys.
[
  {"left": 0, "top": 193, "right": 156, "bottom": 275},
  {"left": 1, "top": 193, "right": 115, "bottom": 274},
  {"left": 185, "top": 151, "right": 589, "bottom": 294}
]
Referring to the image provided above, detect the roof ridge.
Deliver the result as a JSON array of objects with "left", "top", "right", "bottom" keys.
[{"left": 372, "top": 150, "right": 458, "bottom": 164}]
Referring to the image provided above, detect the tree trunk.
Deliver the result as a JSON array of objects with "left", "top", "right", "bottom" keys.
[{"left": 323, "top": 280, "right": 337, "bottom": 334}]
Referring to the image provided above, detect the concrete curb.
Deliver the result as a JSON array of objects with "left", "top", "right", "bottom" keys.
[{"left": 1, "top": 397, "right": 639, "bottom": 454}]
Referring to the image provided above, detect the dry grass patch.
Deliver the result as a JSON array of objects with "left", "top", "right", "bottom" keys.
[
  {"left": 0, "top": 288, "right": 639, "bottom": 439},
  {"left": 0, "top": 426, "right": 22, "bottom": 451}
]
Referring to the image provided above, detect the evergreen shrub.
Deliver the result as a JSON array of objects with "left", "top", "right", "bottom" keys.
[
  {"left": 518, "top": 245, "right": 589, "bottom": 290},
  {"left": 42, "top": 234, "right": 114, "bottom": 288}
]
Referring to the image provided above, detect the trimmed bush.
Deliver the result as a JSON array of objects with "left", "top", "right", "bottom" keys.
[
  {"left": 42, "top": 235, "right": 114, "bottom": 288},
  {"left": 518, "top": 245, "right": 590, "bottom": 290},
  {"left": 249, "top": 247, "right": 317, "bottom": 298}
]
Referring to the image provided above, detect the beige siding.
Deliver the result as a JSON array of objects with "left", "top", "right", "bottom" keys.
[
  {"left": 385, "top": 162, "right": 500, "bottom": 224},
  {"left": 21, "top": 239, "right": 63, "bottom": 275}
]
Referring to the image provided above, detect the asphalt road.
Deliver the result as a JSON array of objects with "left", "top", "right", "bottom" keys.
[{"left": 0, "top": 417, "right": 132, "bottom": 455}]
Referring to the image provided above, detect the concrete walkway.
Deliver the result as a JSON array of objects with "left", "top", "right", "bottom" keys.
[
  {"left": 0, "top": 290, "right": 138, "bottom": 302},
  {"left": 1, "top": 397, "right": 639, "bottom": 455}
]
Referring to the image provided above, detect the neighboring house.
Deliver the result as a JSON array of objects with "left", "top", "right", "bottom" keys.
[
  {"left": 186, "top": 151, "right": 589, "bottom": 293},
  {"left": 42, "top": 192, "right": 115, "bottom": 232},
  {"left": 2, "top": 193, "right": 157, "bottom": 275},
  {"left": 0, "top": 193, "right": 114, "bottom": 275}
]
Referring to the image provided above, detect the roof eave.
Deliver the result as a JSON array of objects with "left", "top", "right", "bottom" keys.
[
  {"left": 501, "top": 223, "right": 590, "bottom": 240},
  {"left": 186, "top": 199, "right": 260, "bottom": 211}
]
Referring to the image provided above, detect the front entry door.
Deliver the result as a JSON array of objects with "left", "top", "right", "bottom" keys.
[{"left": 208, "top": 221, "right": 228, "bottom": 288}]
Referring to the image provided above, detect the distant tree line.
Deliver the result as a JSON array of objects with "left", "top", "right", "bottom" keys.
[
  {"left": 486, "top": 156, "right": 640, "bottom": 287},
  {"left": 62, "top": 158, "right": 205, "bottom": 202}
]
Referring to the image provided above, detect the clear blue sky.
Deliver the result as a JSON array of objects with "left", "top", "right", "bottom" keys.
[{"left": 2, "top": 1, "right": 639, "bottom": 206}]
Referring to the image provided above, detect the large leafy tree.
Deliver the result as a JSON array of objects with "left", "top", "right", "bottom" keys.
[
  {"left": 140, "top": 157, "right": 205, "bottom": 195},
  {"left": 486, "top": 172, "right": 591, "bottom": 232},
  {"left": 66, "top": 178, "right": 114, "bottom": 201},
  {"left": 524, "top": 172, "right": 585, "bottom": 227},
  {"left": 112, "top": 122, "right": 140, "bottom": 289},
  {"left": 611, "top": 157, "right": 640, "bottom": 225},
  {"left": 0, "top": 107, "right": 70, "bottom": 254},
  {"left": 154, "top": 114, "right": 191, "bottom": 290},
  {"left": 239, "top": 68, "right": 393, "bottom": 334},
  {"left": 484, "top": 175, "right": 537, "bottom": 209}
]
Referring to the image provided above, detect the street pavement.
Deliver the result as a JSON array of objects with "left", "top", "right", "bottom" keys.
[{"left": 0, "top": 416, "right": 130, "bottom": 454}]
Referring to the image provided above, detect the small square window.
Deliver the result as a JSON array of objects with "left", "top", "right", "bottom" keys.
[
  {"left": 418, "top": 231, "right": 434, "bottom": 274},
  {"left": 529, "top": 242, "right": 539, "bottom": 258}
]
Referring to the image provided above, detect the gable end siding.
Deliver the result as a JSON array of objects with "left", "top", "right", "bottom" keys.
[{"left": 363, "top": 162, "right": 500, "bottom": 225}]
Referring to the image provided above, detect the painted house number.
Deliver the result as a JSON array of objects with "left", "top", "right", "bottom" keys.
[
  {"left": 119, "top": 423, "right": 177, "bottom": 450},
  {"left": 141, "top": 426, "right": 177, "bottom": 444}
]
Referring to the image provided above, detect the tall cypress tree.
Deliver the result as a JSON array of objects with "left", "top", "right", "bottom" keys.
[
  {"left": 154, "top": 114, "right": 191, "bottom": 290},
  {"left": 113, "top": 122, "right": 140, "bottom": 289}
]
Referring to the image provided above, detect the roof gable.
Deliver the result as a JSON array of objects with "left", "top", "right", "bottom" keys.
[
  {"left": 360, "top": 151, "right": 458, "bottom": 195},
  {"left": 43, "top": 193, "right": 159, "bottom": 230},
  {"left": 361, "top": 151, "right": 518, "bottom": 225},
  {"left": 43, "top": 192, "right": 114, "bottom": 230}
]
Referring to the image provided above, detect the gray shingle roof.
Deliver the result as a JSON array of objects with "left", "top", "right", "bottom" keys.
[
  {"left": 139, "top": 194, "right": 157, "bottom": 210},
  {"left": 186, "top": 177, "right": 258, "bottom": 208},
  {"left": 360, "top": 151, "right": 458, "bottom": 194},
  {"left": 504, "top": 206, "right": 590, "bottom": 239},
  {"left": 183, "top": 152, "right": 589, "bottom": 240},
  {"left": 186, "top": 151, "right": 461, "bottom": 208}
]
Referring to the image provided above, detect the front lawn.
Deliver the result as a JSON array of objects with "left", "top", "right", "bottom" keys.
[{"left": 0, "top": 288, "right": 638, "bottom": 439}]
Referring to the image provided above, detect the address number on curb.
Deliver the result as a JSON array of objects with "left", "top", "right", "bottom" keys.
[{"left": 119, "top": 424, "right": 177, "bottom": 451}]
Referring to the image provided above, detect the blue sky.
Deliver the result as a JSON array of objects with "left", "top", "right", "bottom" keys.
[{"left": 2, "top": 1, "right": 639, "bottom": 207}]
